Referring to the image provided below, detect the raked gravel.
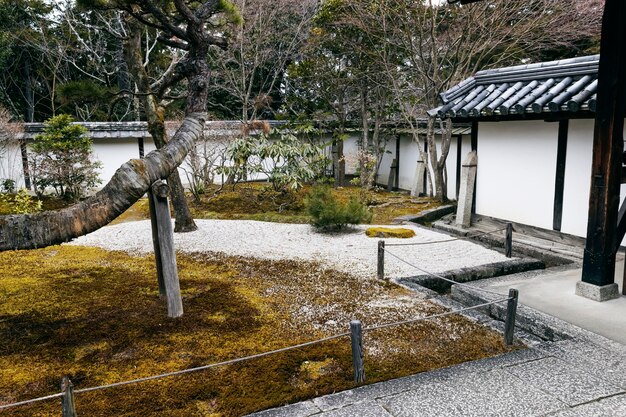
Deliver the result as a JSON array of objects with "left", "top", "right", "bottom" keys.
[{"left": 67, "top": 220, "right": 512, "bottom": 279}]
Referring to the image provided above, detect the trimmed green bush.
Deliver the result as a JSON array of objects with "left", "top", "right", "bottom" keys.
[{"left": 307, "top": 185, "right": 372, "bottom": 231}]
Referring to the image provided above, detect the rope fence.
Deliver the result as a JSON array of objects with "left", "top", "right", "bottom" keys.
[
  {"left": 0, "top": 223, "right": 520, "bottom": 416},
  {"left": 0, "top": 295, "right": 518, "bottom": 415},
  {"left": 378, "top": 223, "right": 514, "bottom": 280},
  {"left": 384, "top": 226, "right": 509, "bottom": 247}
]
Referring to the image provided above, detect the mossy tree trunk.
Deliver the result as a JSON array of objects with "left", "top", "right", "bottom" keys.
[
  {"left": 123, "top": 18, "right": 198, "bottom": 233},
  {"left": 0, "top": 115, "right": 205, "bottom": 251}
]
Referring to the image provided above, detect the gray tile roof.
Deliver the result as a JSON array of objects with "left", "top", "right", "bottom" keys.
[{"left": 429, "top": 55, "right": 599, "bottom": 119}]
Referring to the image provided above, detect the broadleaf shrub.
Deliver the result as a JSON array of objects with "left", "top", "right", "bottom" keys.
[
  {"left": 307, "top": 185, "right": 371, "bottom": 231},
  {"left": 0, "top": 189, "right": 42, "bottom": 214}
]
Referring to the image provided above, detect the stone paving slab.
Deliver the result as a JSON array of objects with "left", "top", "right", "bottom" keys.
[
  {"left": 380, "top": 368, "right": 564, "bottom": 417},
  {"left": 321, "top": 401, "right": 394, "bottom": 417},
  {"left": 535, "top": 339, "right": 626, "bottom": 389},
  {"left": 505, "top": 356, "right": 624, "bottom": 406},
  {"left": 246, "top": 400, "right": 320, "bottom": 417},
  {"left": 550, "top": 393, "right": 626, "bottom": 416}
]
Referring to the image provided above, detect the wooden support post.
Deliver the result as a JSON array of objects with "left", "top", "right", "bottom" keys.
[
  {"left": 61, "top": 377, "right": 77, "bottom": 417},
  {"left": 387, "top": 158, "right": 398, "bottom": 191},
  {"left": 350, "top": 320, "right": 365, "bottom": 383},
  {"left": 19, "top": 141, "right": 31, "bottom": 190},
  {"left": 623, "top": 257, "right": 626, "bottom": 296},
  {"left": 148, "top": 187, "right": 166, "bottom": 298},
  {"left": 581, "top": 0, "right": 626, "bottom": 291},
  {"left": 553, "top": 120, "right": 569, "bottom": 231},
  {"left": 377, "top": 240, "right": 385, "bottom": 280},
  {"left": 504, "top": 289, "right": 519, "bottom": 346},
  {"left": 138, "top": 137, "right": 145, "bottom": 159},
  {"left": 505, "top": 223, "right": 513, "bottom": 258},
  {"left": 149, "top": 180, "right": 184, "bottom": 318}
]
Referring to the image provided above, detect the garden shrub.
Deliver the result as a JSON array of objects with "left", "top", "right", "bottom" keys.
[
  {"left": 218, "top": 130, "right": 329, "bottom": 192},
  {"left": 307, "top": 185, "right": 371, "bottom": 231},
  {"left": 0, "top": 189, "right": 42, "bottom": 214},
  {"left": 30, "top": 114, "right": 101, "bottom": 201}
]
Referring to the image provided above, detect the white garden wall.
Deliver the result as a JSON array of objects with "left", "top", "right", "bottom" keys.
[
  {"left": 343, "top": 132, "right": 469, "bottom": 199},
  {"left": 475, "top": 121, "right": 559, "bottom": 230},
  {"left": 0, "top": 141, "right": 25, "bottom": 189}
]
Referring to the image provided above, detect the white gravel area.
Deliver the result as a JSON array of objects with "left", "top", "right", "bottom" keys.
[{"left": 67, "top": 220, "right": 512, "bottom": 279}]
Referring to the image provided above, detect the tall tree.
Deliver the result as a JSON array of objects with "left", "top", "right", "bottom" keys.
[
  {"left": 362, "top": 0, "right": 603, "bottom": 201},
  {"left": 205, "top": 0, "right": 317, "bottom": 121},
  {"left": 286, "top": 0, "right": 396, "bottom": 187},
  {"left": 0, "top": 0, "right": 237, "bottom": 249}
]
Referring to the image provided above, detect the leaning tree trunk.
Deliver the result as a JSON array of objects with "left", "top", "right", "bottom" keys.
[
  {"left": 0, "top": 114, "right": 205, "bottom": 251},
  {"left": 124, "top": 18, "right": 198, "bottom": 233}
]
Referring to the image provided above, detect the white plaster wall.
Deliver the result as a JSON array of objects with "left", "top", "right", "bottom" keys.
[
  {"left": 452, "top": 135, "right": 474, "bottom": 201},
  {"left": 342, "top": 134, "right": 361, "bottom": 176},
  {"left": 561, "top": 120, "right": 626, "bottom": 242},
  {"left": 476, "top": 121, "right": 559, "bottom": 230},
  {"left": 560, "top": 119, "right": 593, "bottom": 237},
  {"left": 0, "top": 141, "right": 25, "bottom": 188},
  {"left": 398, "top": 135, "right": 420, "bottom": 191},
  {"left": 376, "top": 137, "right": 396, "bottom": 187},
  {"left": 361, "top": 133, "right": 471, "bottom": 195},
  {"left": 91, "top": 138, "right": 144, "bottom": 185}
]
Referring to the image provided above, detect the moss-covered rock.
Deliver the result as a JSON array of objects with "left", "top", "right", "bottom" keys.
[{"left": 365, "top": 227, "right": 416, "bottom": 238}]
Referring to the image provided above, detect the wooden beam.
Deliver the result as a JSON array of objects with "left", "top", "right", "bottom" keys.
[
  {"left": 581, "top": 0, "right": 626, "bottom": 287},
  {"left": 553, "top": 120, "right": 569, "bottom": 231},
  {"left": 138, "top": 137, "right": 145, "bottom": 159},
  {"left": 455, "top": 134, "right": 462, "bottom": 199},
  {"left": 471, "top": 121, "right": 478, "bottom": 214},
  {"left": 470, "top": 121, "right": 478, "bottom": 152}
]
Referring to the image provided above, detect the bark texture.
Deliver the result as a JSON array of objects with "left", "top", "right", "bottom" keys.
[{"left": 0, "top": 114, "right": 205, "bottom": 251}]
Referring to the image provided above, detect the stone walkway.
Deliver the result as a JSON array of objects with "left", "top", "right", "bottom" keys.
[{"left": 247, "top": 277, "right": 626, "bottom": 417}]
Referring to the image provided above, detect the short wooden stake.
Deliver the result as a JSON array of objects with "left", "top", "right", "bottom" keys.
[
  {"left": 377, "top": 240, "right": 385, "bottom": 280},
  {"left": 504, "top": 288, "right": 519, "bottom": 346},
  {"left": 505, "top": 223, "right": 513, "bottom": 258},
  {"left": 350, "top": 320, "right": 365, "bottom": 383},
  {"left": 149, "top": 180, "right": 183, "bottom": 318},
  {"left": 61, "top": 377, "right": 77, "bottom": 417}
]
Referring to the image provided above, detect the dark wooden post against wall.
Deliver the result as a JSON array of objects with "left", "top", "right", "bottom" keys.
[{"left": 581, "top": 0, "right": 626, "bottom": 293}]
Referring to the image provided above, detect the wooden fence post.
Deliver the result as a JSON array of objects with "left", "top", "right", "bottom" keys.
[
  {"left": 505, "top": 223, "right": 513, "bottom": 258},
  {"left": 504, "top": 288, "right": 519, "bottom": 345},
  {"left": 377, "top": 240, "right": 385, "bottom": 280},
  {"left": 149, "top": 180, "right": 184, "bottom": 318},
  {"left": 61, "top": 377, "right": 77, "bottom": 417},
  {"left": 350, "top": 320, "right": 365, "bottom": 383}
]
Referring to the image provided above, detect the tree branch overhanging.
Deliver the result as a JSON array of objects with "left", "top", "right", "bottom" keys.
[{"left": 0, "top": 114, "right": 206, "bottom": 251}]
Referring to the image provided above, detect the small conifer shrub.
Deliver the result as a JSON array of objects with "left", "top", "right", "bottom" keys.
[{"left": 307, "top": 185, "right": 371, "bottom": 231}]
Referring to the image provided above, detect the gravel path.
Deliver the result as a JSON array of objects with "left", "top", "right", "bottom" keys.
[{"left": 67, "top": 220, "right": 511, "bottom": 279}]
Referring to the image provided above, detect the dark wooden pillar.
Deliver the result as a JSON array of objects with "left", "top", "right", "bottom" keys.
[
  {"left": 553, "top": 120, "right": 569, "bottom": 232},
  {"left": 581, "top": 0, "right": 626, "bottom": 287},
  {"left": 138, "top": 137, "right": 145, "bottom": 159},
  {"left": 455, "top": 134, "right": 463, "bottom": 200}
]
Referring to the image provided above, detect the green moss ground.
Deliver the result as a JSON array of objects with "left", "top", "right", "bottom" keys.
[
  {"left": 109, "top": 183, "right": 442, "bottom": 226},
  {"left": 0, "top": 246, "right": 518, "bottom": 416}
]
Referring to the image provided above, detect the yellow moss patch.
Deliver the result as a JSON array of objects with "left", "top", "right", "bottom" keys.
[
  {"left": 0, "top": 247, "right": 519, "bottom": 416},
  {"left": 366, "top": 227, "right": 416, "bottom": 238}
]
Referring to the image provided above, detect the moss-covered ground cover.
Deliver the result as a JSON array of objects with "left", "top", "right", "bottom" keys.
[
  {"left": 109, "top": 183, "right": 442, "bottom": 225},
  {"left": 0, "top": 245, "right": 517, "bottom": 416}
]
